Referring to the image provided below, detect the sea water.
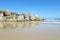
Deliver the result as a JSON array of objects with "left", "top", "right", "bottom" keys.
[{"left": 45, "top": 18, "right": 60, "bottom": 22}]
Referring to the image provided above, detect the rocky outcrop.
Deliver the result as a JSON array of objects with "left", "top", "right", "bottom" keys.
[{"left": 0, "top": 9, "right": 43, "bottom": 22}]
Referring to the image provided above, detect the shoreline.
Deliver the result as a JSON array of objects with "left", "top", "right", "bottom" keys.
[{"left": 0, "top": 21, "right": 60, "bottom": 23}]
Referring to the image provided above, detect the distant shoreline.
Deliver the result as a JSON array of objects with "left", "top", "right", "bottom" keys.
[{"left": 40, "top": 22, "right": 60, "bottom": 24}]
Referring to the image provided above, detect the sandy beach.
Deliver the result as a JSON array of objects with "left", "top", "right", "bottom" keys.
[{"left": 0, "top": 22, "right": 60, "bottom": 40}]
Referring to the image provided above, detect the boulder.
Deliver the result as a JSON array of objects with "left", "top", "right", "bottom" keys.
[
  {"left": 29, "top": 13, "right": 35, "bottom": 21},
  {"left": 3, "top": 9, "right": 11, "bottom": 16},
  {"left": 34, "top": 15, "right": 40, "bottom": 21}
]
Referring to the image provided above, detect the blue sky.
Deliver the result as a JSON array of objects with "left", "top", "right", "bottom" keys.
[{"left": 0, "top": 0, "right": 60, "bottom": 18}]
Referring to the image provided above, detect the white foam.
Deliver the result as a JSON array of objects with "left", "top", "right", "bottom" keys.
[{"left": 40, "top": 22, "right": 60, "bottom": 24}]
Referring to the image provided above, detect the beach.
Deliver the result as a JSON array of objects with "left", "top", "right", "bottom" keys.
[{"left": 0, "top": 22, "right": 60, "bottom": 40}]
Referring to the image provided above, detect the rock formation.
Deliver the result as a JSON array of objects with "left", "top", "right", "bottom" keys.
[{"left": 0, "top": 9, "right": 43, "bottom": 22}]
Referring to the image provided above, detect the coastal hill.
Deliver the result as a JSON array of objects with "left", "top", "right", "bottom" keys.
[{"left": 0, "top": 9, "right": 43, "bottom": 22}]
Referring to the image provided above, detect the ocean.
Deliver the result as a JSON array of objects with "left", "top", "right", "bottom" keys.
[{"left": 45, "top": 18, "right": 60, "bottom": 22}]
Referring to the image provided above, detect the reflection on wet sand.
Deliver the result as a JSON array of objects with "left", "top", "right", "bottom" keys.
[
  {"left": 0, "top": 22, "right": 60, "bottom": 40},
  {"left": 0, "top": 22, "right": 40, "bottom": 30}
]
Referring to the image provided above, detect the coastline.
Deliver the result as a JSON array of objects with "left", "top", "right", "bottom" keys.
[{"left": 0, "top": 21, "right": 60, "bottom": 23}]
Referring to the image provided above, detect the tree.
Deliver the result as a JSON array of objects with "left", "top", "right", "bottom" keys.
[
  {"left": 11, "top": 12, "right": 19, "bottom": 16},
  {"left": 0, "top": 10, "right": 3, "bottom": 13}
]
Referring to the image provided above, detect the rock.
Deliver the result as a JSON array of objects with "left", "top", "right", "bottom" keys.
[
  {"left": 21, "top": 13, "right": 27, "bottom": 20},
  {"left": 34, "top": 15, "right": 40, "bottom": 21},
  {"left": 0, "top": 13, "right": 3, "bottom": 21},
  {"left": 29, "top": 13, "right": 35, "bottom": 21},
  {"left": 3, "top": 9, "right": 11, "bottom": 16},
  {"left": 0, "top": 13, "right": 3, "bottom": 17}
]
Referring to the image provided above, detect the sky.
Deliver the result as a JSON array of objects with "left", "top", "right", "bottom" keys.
[{"left": 0, "top": 0, "right": 60, "bottom": 18}]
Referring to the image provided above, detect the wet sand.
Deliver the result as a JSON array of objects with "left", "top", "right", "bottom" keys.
[{"left": 0, "top": 22, "right": 60, "bottom": 40}]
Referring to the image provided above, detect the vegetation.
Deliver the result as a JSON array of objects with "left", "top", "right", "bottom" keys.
[{"left": 0, "top": 10, "right": 2, "bottom": 13}]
